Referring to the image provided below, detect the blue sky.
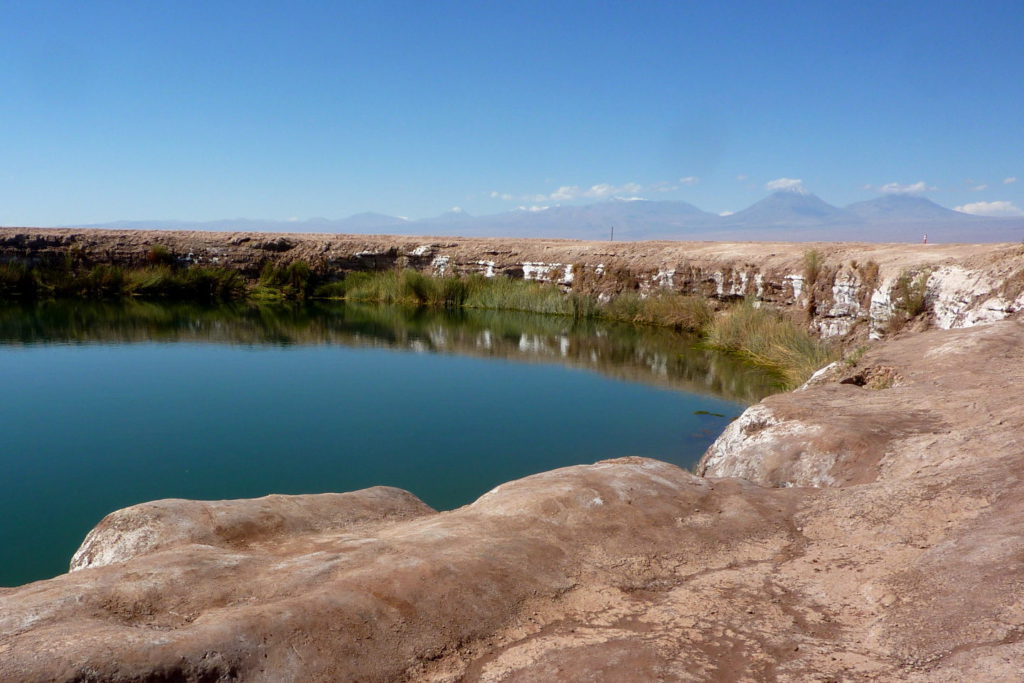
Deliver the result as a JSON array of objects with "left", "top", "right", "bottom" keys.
[{"left": 2, "top": 0, "right": 1022, "bottom": 225}]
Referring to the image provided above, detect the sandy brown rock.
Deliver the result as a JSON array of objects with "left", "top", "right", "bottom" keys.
[
  {"left": 69, "top": 487, "right": 435, "bottom": 571},
  {"left": 1, "top": 459, "right": 805, "bottom": 681},
  {"left": 698, "top": 319, "right": 1024, "bottom": 488}
]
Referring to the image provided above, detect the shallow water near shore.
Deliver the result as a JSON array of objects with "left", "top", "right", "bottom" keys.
[{"left": 0, "top": 300, "right": 777, "bottom": 586}]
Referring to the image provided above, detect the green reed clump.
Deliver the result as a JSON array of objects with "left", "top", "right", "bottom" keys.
[
  {"left": 343, "top": 270, "right": 539, "bottom": 310},
  {"left": 883, "top": 268, "right": 931, "bottom": 334},
  {"left": 342, "top": 270, "right": 404, "bottom": 303},
  {"left": 312, "top": 280, "right": 347, "bottom": 299},
  {"left": 437, "top": 275, "right": 471, "bottom": 308},
  {"left": 255, "top": 260, "right": 316, "bottom": 300},
  {"left": 0, "top": 254, "right": 247, "bottom": 303},
  {"left": 128, "top": 265, "right": 246, "bottom": 300},
  {"left": 462, "top": 274, "right": 577, "bottom": 315},
  {"left": 0, "top": 262, "right": 36, "bottom": 297},
  {"left": 893, "top": 269, "right": 930, "bottom": 318},
  {"left": 600, "top": 291, "right": 713, "bottom": 332},
  {"left": 704, "top": 299, "right": 837, "bottom": 389},
  {"left": 80, "top": 265, "right": 127, "bottom": 297}
]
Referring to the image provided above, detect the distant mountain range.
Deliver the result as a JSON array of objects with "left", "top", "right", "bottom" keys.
[{"left": 66, "top": 192, "right": 1024, "bottom": 243}]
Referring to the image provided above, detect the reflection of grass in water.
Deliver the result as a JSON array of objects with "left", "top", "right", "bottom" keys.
[
  {"left": 2, "top": 256, "right": 825, "bottom": 392},
  {"left": 0, "top": 300, "right": 780, "bottom": 403},
  {"left": 339, "top": 270, "right": 826, "bottom": 388}
]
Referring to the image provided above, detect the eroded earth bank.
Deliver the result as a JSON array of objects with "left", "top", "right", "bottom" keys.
[{"left": 2, "top": 230, "right": 1024, "bottom": 681}]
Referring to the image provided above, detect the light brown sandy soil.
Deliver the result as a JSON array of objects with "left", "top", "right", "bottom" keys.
[
  {"left": 2, "top": 230, "right": 1024, "bottom": 680},
  {"left": 1, "top": 227, "right": 1018, "bottom": 275}
]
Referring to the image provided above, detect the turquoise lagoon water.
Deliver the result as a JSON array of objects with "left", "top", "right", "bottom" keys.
[{"left": 0, "top": 301, "right": 776, "bottom": 586}]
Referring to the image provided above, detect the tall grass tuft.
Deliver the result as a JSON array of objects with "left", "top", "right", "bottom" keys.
[
  {"left": 705, "top": 299, "right": 837, "bottom": 388},
  {"left": 256, "top": 260, "right": 315, "bottom": 300},
  {"left": 462, "top": 275, "right": 575, "bottom": 315},
  {"left": 127, "top": 265, "right": 246, "bottom": 300},
  {"left": 343, "top": 270, "right": 404, "bottom": 303},
  {"left": 601, "top": 291, "right": 713, "bottom": 332},
  {"left": 803, "top": 249, "right": 822, "bottom": 286},
  {"left": 893, "top": 269, "right": 930, "bottom": 318},
  {"left": 884, "top": 268, "right": 931, "bottom": 334},
  {"left": 0, "top": 262, "right": 36, "bottom": 297}
]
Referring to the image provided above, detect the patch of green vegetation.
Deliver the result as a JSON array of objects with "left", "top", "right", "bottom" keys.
[
  {"left": 0, "top": 251, "right": 247, "bottom": 302},
  {"left": 127, "top": 266, "right": 246, "bottom": 300},
  {"left": 312, "top": 280, "right": 347, "bottom": 299},
  {"left": 704, "top": 299, "right": 838, "bottom": 389},
  {"left": 601, "top": 291, "right": 713, "bottom": 332},
  {"left": 463, "top": 275, "right": 578, "bottom": 315},
  {"left": 342, "top": 269, "right": 711, "bottom": 330},
  {"left": 893, "top": 269, "right": 930, "bottom": 318},
  {"left": 344, "top": 270, "right": 581, "bottom": 315},
  {"left": 257, "top": 260, "right": 315, "bottom": 300},
  {"left": 885, "top": 268, "right": 931, "bottom": 334},
  {"left": 0, "top": 262, "right": 37, "bottom": 298}
]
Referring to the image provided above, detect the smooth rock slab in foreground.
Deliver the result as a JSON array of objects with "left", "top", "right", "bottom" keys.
[{"left": 4, "top": 436, "right": 1024, "bottom": 680}]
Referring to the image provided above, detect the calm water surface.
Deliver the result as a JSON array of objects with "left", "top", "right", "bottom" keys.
[{"left": 0, "top": 301, "right": 777, "bottom": 586}]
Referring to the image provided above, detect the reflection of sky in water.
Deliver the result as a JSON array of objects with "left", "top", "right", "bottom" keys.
[
  {"left": 0, "top": 301, "right": 764, "bottom": 587},
  {"left": 0, "top": 300, "right": 781, "bottom": 403}
]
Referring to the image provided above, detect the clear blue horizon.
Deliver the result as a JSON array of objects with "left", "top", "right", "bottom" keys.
[{"left": 2, "top": 0, "right": 1022, "bottom": 225}]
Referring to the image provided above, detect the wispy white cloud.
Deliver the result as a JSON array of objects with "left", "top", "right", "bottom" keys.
[
  {"left": 548, "top": 186, "right": 580, "bottom": 201},
  {"left": 719, "top": 210, "right": 734, "bottom": 216},
  {"left": 497, "top": 181, "right": 656, "bottom": 203},
  {"left": 954, "top": 200, "right": 1024, "bottom": 217},
  {"left": 877, "top": 180, "right": 934, "bottom": 195},
  {"left": 1005, "top": 177, "right": 1018, "bottom": 185},
  {"left": 516, "top": 205, "right": 550, "bottom": 212},
  {"left": 679, "top": 176, "right": 699, "bottom": 186},
  {"left": 972, "top": 184, "right": 988, "bottom": 191},
  {"left": 449, "top": 206, "right": 464, "bottom": 213},
  {"left": 765, "top": 177, "right": 808, "bottom": 194},
  {"left": 587, "top": 182, "right": 644, "bottom": 198},
  {"left": 736, "top": 174, "right": 748, "bottom": 181}
]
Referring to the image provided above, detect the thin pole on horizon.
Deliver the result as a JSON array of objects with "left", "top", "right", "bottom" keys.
[{"left": 610, "top": 225, "right": 614, "bottom": 241}]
